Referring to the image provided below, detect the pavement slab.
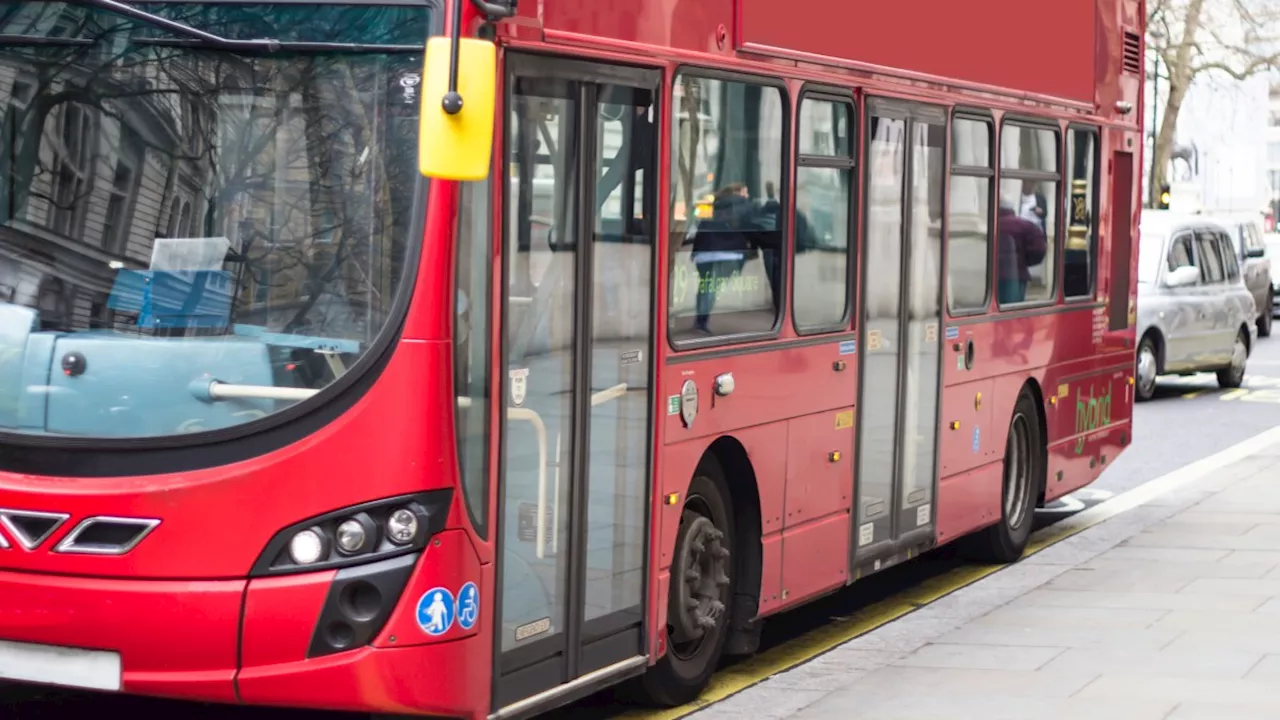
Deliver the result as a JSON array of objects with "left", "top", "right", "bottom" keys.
[{"left": 688, "top": 437, "right": 1280, "bottom": 720}]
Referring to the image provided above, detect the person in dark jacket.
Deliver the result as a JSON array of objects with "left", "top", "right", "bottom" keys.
[
  {"left": 692, "top": 183, "right": 753, "bottom": 331},
  {"left": 996, "top": 202, "right": 1047, "bottom": 304}
]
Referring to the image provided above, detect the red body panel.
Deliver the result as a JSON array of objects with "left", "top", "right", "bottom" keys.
[
  {"left": 0, "top": 569, "right": 243, "bottom": 703},
  {"left": 0, "top": 0, "right": 1144, "bottom": 716},
  {"left": 739, "top": 0, "right": 1098, "bottom": 104}
]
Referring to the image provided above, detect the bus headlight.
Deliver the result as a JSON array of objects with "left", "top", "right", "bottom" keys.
[
  {"left": 289, "top": 527, "right": 328, "bottom": 565},
  {"left": 250, "top": 490, "right": 452, "bottom": 577},
  {"left": 386, "top": 507, "right": 419, "bottom": 545},
  {"left": 335, "top": 513, "right": 377, "bottom": 555}
]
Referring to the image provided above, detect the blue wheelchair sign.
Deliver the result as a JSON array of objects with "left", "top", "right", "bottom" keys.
[{"left": 457, "top": 581, "right": 479, "bottom": 631}]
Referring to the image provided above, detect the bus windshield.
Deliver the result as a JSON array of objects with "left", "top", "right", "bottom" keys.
[{"left": 0, "top": 2, "right": 428, "bottom": 439}]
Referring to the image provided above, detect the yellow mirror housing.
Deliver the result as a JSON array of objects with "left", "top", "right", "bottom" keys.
[{"left": 419, "top": 36, "right": 496, "bottom": 181}]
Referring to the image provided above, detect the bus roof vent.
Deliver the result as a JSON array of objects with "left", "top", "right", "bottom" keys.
[{"left": 1122, "top": 31, "right": 1142, "bottom": 75}]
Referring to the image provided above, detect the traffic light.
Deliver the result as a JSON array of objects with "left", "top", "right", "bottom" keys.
[{"left": 1157, "top": 183, "right": 1171, "bottom": 209}]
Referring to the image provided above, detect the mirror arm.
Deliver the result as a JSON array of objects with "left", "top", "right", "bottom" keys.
[
  {"left": 442, "top": 0, "right": 514, "bottom": 115},
  {"left": 442, "top": 0, "right": 465, "bottom": 114},
  {"left": 471, "top": 0, "right": 518, "bottom": 19}
]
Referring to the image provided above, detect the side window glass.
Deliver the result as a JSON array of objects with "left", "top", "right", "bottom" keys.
[
  {"left": 997, "top": 123, "right": 1058, "bottom": 305},
  {"left": 669, "top": 74, "right": 785, "bottom": 341},
  {"left": 1247, "top": 223, "right": 1265, "bottom": 253},
  {"left": 947, "top": 116, "right": 993, "bottom": 312},
  {"left": 793, "top": 95, "right": 854, "bottom": 332},
  {"left": 455, "top": 179, "right": 491, "bottom": 536},
  {"left": 1220, "top": 233, "right": 1241, "bottom": 280},
  {"left": 1197, "top": 232, "right": 1224, "bottom": 283},
  {"left": 1168, "top": 235, "right": 1195, "bottom": 271},
  {"left": 1063, "top": 128, "right": 1097, "bottom": 299}
]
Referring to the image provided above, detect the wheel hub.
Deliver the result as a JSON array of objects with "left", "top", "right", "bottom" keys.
[{"left": 671, "top": 512, "right": 730, "bottom": 646}]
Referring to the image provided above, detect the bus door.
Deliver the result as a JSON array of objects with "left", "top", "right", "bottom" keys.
[
  {"left": 493, "top": 54, "right": 659, "bottom": 712},
  {"left": 852, "top": 99, "right": 946, "bottom": 571}
]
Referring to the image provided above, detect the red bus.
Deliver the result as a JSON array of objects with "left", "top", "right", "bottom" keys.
[{"left": 0, "top": 0, "right": 1144, "bottom": 717}]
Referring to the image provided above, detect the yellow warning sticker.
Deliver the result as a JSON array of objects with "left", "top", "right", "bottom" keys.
[
  {"left": 868, "top": 330, "right": 882, "bottom": 351},
  {"left": 1057, "top": 383, "right": 1069, "bottom": 399},
  {"left": 924, "top": 323, "right": 937, "bottom": 342},
  {"left": 835, "top": 410, "right": 854, "bottom": 429}
]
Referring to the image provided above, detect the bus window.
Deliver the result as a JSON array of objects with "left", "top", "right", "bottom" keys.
[
  {"left": 793, "top": 94, "right": 854, "bottom": 333},
  {"left": 668, "top": 73, "right": 785, "bottom": 342},
  {"left": 997, "top": 122, "right": 1059, "bottom": 306},
  {"left": 455, "top": 179, "right": 491, "bottom": 538},
  {"left": 947, "top": 116, "right": 993, "bottom": 313},
  {"left": 1064, "top": 127, "right": 1099, "bottom": 299}
]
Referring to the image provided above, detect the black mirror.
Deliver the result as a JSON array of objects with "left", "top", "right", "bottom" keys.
[{"left": 1247, "top": 246, "right": 1266, "bottom": 259}]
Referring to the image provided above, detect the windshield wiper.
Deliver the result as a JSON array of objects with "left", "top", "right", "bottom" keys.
[
  {"left": 79, "top": 0, "right": 424, "bottom": 53},
  {"left": 0, "top": 34, "right": 94, "bottom": 46}
]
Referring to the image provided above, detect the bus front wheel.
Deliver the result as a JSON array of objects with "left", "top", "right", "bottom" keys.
[{"left": 641, "top": 463, "right": 736, "bottom": 707}]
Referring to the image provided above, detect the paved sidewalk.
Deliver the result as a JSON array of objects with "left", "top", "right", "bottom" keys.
[{"left": 692, "top": 435, "right": 1280, "bottom": 720}]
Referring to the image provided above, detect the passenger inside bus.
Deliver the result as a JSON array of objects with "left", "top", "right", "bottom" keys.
[{"left": 996, "top": 201, "right": 1048, "bottom": 304}]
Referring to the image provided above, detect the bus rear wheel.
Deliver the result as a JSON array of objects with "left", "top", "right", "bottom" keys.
[
  {"left": 640, "top": 464, "right": 735, "bottom": 707},
  {"left": 968, "top": 390, "right": 1041, "bottom": 563}
]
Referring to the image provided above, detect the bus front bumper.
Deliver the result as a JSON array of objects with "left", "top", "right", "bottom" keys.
[{"left": 0, "top": 556, "right": 486, "bottom": 717}]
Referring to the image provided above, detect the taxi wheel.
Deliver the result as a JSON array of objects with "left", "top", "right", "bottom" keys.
[
  {"left": 1260, "top": 305, "right": 1273, "bottom": 338},
  {"left": 967, "top": 390, "right": 1041, "bottom": 564},
  {"left": 1135, "top": 336, "right": 1159, "bottom": 402},
  {"left": 638, "top": 462, "right": 735, "bottom": 707},
  {"left": 1217, "top": 329, "right": 1249, "bottom": 389}
]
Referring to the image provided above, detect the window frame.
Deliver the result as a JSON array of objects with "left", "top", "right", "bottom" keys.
[
  {"left": 1063, "top": 123, "right": 1101, "bottom": 303},
  {"left": 946, "top": 108, "right": 995, "bottom": 318},
  {"left": 791, "top": 84, "right": 857, "bottom": 336},
  {"left": 995, "top": 116, "right": 1063, "bottom": 311},
  {"left": 666, "top": 65, "right": 792, "bottom": 352}
]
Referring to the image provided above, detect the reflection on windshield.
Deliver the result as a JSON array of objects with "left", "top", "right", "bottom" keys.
[{"left": 0, "top": 3, "right": 427, "bottom": 439}]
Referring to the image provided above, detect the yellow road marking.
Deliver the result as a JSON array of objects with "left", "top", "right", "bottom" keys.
[
  {"left": 1220, "top": 389, "right": 1250, "bottom": 401},
  {"left": 621, "top": 423, "right": 1280, "bottom": 720}
]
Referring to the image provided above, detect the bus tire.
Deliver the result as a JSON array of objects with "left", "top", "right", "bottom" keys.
[
  {"left": 640, "top": 462, "right": 736, "bottom": 707},
  {"left": 969, "top": 390, "right": 1041, "bottom": 563}
]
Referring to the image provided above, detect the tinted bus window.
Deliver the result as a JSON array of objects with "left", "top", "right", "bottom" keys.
[
  {"left": 947, "top": 117, "right": 993, "bottom": 312},
  {"left": 998, "top": 123, "right": 1059, "bottom": 305},
  {"left": 1064, "top": 128, "right": 1098, "bottom": 299},
  {"left": 669, "top": 74, "right": 785, "bottom": 341},
  {"left": 794, "top": 96, "right": 854, "bottom": 333}
]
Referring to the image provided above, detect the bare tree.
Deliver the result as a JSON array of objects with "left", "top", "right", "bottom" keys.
[{"left": 1148, "top": 0, "right": 1280, "bottom": 206}]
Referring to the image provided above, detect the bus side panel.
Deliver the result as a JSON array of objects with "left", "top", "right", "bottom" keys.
[
  {"left": 541, "top": 0, "right": 735, "bottom": 55},
  {"left": 936, "top": 463, "right": 1003, "bottom": 545},
  {"left": 939, "top": 378, "right": 997, "bottom": 479},
  {"left": 1042, "top": 364, "right": 1132, "bottom": 503},
  {"left": 661, "top": 342, "right": 857, "bottom": 446}
]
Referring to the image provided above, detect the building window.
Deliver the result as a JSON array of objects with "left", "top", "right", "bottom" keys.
[
  {"left": 793, "top": 94, "right": 854, "bottom": 333},
  {"left": 947, "top": 116, "right": 993, "bottom": 313},
  {"left": 1063, "top": 127, "right": 1098, "bottom": 299},
  {"left": 997, "top": 122, "right": 1059, "bottom": 306},
  {"left": 668, "top": 73, "right": 785, "bottom": 342},
  {"left": 50, "top": 103, "right": 94, "bottom": 238}
]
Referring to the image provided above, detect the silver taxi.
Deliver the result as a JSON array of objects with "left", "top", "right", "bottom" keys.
[{"left": 1135, "top": 212, "right": 1258, "bottom": 401}]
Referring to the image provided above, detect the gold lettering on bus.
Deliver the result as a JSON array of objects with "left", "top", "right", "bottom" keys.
[{"left": 1073, "top": 384, "right": 1112, "bottom": 455}]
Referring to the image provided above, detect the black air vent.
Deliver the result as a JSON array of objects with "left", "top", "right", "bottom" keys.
[
  {"left": 1123, "top": 31, "right": 1142, "bottom": 74},
  {"left": 54, "top": 516, "right": 160, "bottom": 555},
  {"left": 0, "top": 509, "right": 69, "bottom": 551}
]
